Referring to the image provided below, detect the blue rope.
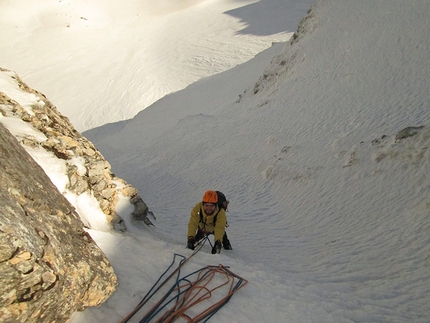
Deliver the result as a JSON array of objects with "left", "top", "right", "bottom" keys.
[
  {"left": 121, "top": 237, "right": 209, "bottom": 323},
  {"left": 138, "top": 237, "right": 210, "bottom": 322},
  {"left": 121, "top": 236, "right": 248, "bottom": 323},
  {"left": 121, "top": 253, "right": 186, "bottom": 323},
  {"left": 139, "top": 264, "right": 247, "bottom": 323},
  {"left": 140, "top": 266, "right": 214, "bottom": 323}
]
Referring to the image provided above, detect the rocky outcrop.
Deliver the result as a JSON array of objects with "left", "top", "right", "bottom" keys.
[
  {"left": 0, "top": 68, "right": 152, "bottom": 228},
  {"left": 0, "top": 123, "right": 117, "bottom": 322}
]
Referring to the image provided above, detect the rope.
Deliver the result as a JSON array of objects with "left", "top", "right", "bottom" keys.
[
  {"left": 120, "top": 238, "right": 208, "bottom": 323},
  {"left": 120, "top": 236, "right": 248, "bottom": 323},
  {"left": 153, "top": 265, "right": 248, "bottom": 323}
]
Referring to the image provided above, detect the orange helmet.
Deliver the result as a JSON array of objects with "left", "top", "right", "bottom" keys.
[{"left": 202, "top": 190, "right": 218, "bottom": 204}]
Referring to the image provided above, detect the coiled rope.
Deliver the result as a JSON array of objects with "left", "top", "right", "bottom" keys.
[{"left": 120, "top": 236, "right": 248, "bottom": 323}]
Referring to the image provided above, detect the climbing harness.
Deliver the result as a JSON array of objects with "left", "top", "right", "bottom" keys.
[
  {"left": 120, "top": 236, "right": 247, "bottom": 323},
  {"left": 198, "top": 207, "right": 221, "bottom": 232}
]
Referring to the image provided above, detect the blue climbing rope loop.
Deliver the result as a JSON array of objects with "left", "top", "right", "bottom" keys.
[{"left": 120, "top": 235, "right": 247, "bottom": 323}]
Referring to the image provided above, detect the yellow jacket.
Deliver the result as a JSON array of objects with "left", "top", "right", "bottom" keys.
[{"left": 187, "top": 202, "right": 227, "bottom": 242}]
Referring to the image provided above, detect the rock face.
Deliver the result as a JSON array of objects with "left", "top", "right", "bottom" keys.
[
  {"left": 0, "top": 123, "right": 117, "bottom": 322},
  {"left": 0, "top": 68, "right": 152, "bottom": 228}
]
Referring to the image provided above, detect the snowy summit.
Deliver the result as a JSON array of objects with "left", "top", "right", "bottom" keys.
[{"left": 1, "top": 0, "right": 430, "bottom": 322}]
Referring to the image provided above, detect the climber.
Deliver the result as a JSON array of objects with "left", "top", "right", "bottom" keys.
[{"left": 186, "top": 190, "right": 232, "bottom": 254}]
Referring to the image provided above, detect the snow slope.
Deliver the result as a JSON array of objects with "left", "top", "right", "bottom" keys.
[
  {"left": 1, "top": 0, "right": 430, "bottom": 322},
  {"left": 81, "top": 0, "right": 430, "bottom": 322},
  {"left": 0, "top": 0, "right": 312, "bottom": 132}
]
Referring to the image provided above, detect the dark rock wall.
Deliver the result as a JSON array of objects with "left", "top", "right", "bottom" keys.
[{"left": 0, "top": 123, "right": 117, "bottom": 322}]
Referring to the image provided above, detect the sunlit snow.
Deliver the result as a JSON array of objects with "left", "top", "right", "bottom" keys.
[{"left": 1, "top": 0, "right": 430, "bottom": 322}]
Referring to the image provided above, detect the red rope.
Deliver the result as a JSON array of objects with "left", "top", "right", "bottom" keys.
[
  {"left": 120, "top": 238, "right": 247, "bottom": 323},
  {"left": 153, "top": 264, "right": 248, "bottom": 323}
]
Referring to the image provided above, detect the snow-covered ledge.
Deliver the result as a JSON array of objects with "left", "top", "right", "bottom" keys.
[{"left": 0, "top": 68, "right": 152, "bottom": 231}]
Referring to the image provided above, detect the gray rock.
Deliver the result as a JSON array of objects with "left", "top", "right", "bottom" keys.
[
  {"left": 395, "top": 126, "right": 424, "bottom": 140},
  {"left": 0, "top": 124, "right": 117, "bottom": 322},
  {"left": 0, "top": 69, "right": 153, "bottom": 227}
]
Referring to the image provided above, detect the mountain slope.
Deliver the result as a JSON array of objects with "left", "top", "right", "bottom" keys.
[
  {"left": 86, "top": 0, "right": 430, "bottom": 321},
  {"left": 0, "top": 0, "right": 313, "bottom": 132}
]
